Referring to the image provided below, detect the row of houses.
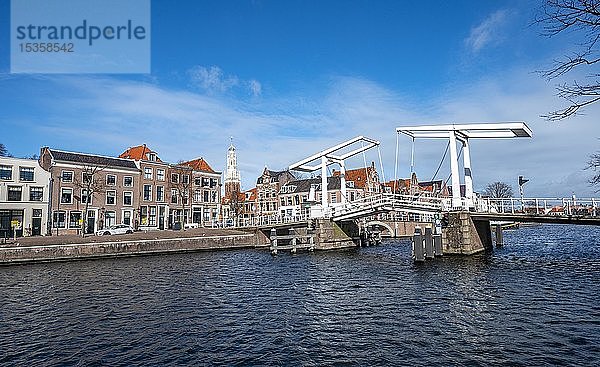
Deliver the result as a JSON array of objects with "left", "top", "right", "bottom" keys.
[
  {"left": 1, "top": 140, "right": 451, "bottom": 238},
  {"left": 0, "top": 144, "right": 221, "bottom": 238}
]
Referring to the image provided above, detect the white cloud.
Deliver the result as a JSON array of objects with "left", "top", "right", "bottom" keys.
[
  {"left": 188, "top": 65, "right": 239, "bottom": 93},
  {"left": 249, "top": 79, "right": 262, "bottom": 97},
  {"left": 21, "top": 69, "right": 600, "bottom": 198},
  {"left": 465, "top": 10, "right": 510, "bottom": 53}
]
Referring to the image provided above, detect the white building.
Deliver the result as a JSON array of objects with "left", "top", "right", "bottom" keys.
[{"left": 0, "top": 157, "right": 51, "bottom": 238}]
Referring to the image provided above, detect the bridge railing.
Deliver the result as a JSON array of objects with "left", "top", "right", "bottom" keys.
[
  {"left": 474, "top": 197, "right": 600, "bottom": 217},
  {"left": 328, "top": 193, "right": 443, "bottom": 220},
  {"left": 225, "top": 213, "right": 310, "bottom": 228}
]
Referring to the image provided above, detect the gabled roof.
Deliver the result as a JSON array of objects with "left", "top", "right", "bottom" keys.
[
  {"left": 49, "top": 149, "right": 138, "bottom": 170},
  {"left": 119, "top": 144, "right": 162, "bottom": 162},
  {"left": 246, "top": 187, "right": 257, "bottom": 201},
  {"left": 257, "top": 168, "right": 296, "bottom": 184},
  {"left": 332, "top": 164, "right": 378, "bottom": 189},
  {"left": 180, "top": 157, "right": 217, "bottom": 174},
  {"left": 279, "top": 176, "right": 345, "bottom": 194}
]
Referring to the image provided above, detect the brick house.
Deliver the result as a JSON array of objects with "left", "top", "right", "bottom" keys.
[
  {"left": 39, "top": 147, "right": 141, "bottom": 235},
  {"left": 119, "top": 145, "right": 170, "bottom": 230},
  {"left": 256, "top": 167, "right": 295, "bottom": 218},
  {"left": 179, "top": 157, "right": 221, "bottom": 226}
]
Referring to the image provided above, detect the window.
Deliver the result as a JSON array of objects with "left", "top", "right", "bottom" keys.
[
  {"left": 8, "top": 186, "right": 22, "bottom": 201},
  {"left": 203, "top": 190, "right": 209, "bottom": 202},
  {"left": 69, "top": 211, "right": 82, "bottom": 228},
  {"left": 123, "top": 210, "right": 132, "bottom": 225},
  {"left": 106, "top": 190, "right": 116, "bottom": 205},
  {"left": 105, "top": 211, "right": 116, "bottom": 228},
  {"left": 19, "top": 167, "right": 34, "bottom": 181},
  {"left": 60, "top": 188, "right": 72, "bottom": 203},
  {"left": 210, "top": 178, "right": 218, "bottom": 188},
  {"left": 148, "top": 153, "right": 157, "bottom": 161},
  {"left": 144, "top": 167, "right": 153, "bottom": 180},
  {"left": 280, "top": 199, "right": 285, "bottom": 207},
  {"left": 82, "top": 172, "right": 93, "bottom": 184},
  {"left": 195, "top": 178, "right": 201, "bottom": 186},
  {"left": 123, "top": 176, "right": 133, "bottom": 187},
  {"left": 171, "top": 189, "right": 178, "bottom": 204},
  {"left": 148, "top": 206, "right": 157, "bottom": 226},
  {"left": 53, "top": 211, "right": 66, "bottom": 228},
  {"left": 194, "top": 190, "right": 201, "bottom": 203},
  {"left": 171, "top": 173, "right": 179, "bottom": 183},
  {"left": 182, "top": 175, "right": 189, "bottom": 184},
  {"left": 202, "top": 177, "right": 209, "bottom": 187},
  {"left": 32, "top": 209, "right": 42, "bottom": 218},
  {"left": 157, "top": 169, "right": 165, "bottom": 181},
  {"left": 140, "top": 206, "right": 148, "bottom": 226},
  {"left": 143, "top": 184, "right": 152, "bottom": 201},
  {"left": 29, "top": 187, "right": 43, "bottom": 201},
  {"left": 123, "top": 191, "right": 133, "bottom": 206},
  {"left": 106, "top": 174, "right": 116, "bottom": 186},
  {"left": 81, "top": 189, "right": 92, "bottom": 204},
  {"left": 156, "top": 186, "right": 164, "bottom": 202},
  {"left": 0, "top": 165, "right": 12, "bottom": 180},
  {"left": 212, "top": 192, "right": 217, "bottom": 203},
  {"left": 61, "top": 171, "right": 73, "bottom": 182}
]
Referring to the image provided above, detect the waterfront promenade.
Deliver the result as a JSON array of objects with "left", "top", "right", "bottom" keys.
[{"left": 0, "top": 228, "right": 262, "bottom": 264}]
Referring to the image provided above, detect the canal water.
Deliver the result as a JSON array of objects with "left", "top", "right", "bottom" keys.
[{"left": 0, "top": 224, "right": 599, "bottom": 366}]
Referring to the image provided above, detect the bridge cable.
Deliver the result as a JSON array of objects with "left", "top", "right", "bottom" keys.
[
  {"left": 393, "top": 131, "right": 399, "bottom": 194},
  {"left": 410, "top": 137, "right": 415, "bottom": 174},
  {"left": 377, "top": 145, "right": 386, "bottom": 187},
  {"left": 430, "top": 141, "right": 450, "bottom": 182}
]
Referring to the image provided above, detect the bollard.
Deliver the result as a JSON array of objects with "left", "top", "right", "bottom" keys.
[
  {"left": 433, "top": 234, "right": 443, "bottom": 256},
  {"left": 424, "top": 227, "right": 434, "bottom": 259},
  {"left": 270, "top": 228, "right": 278, "bottom": 256},
  {"left": 495, "top": 224, "right": 503, "bottom": 247},
  {"left": 412, "top": 226, "right": 425, "bottom": 262}
]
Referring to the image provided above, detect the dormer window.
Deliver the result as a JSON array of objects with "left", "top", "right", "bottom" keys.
[{"left": 148, "top": 153, "right": 157, "bottom": 162}]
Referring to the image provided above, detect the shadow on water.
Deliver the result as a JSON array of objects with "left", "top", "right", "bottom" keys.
[{"left": 0, "top": 224, "right": 598, "bottom": 366}]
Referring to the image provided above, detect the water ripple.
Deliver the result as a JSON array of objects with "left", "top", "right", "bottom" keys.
[{"left": 0, "top": 224, "right": 598, "bottom": 365}]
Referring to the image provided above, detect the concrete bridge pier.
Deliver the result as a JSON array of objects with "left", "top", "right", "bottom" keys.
[{"left": 442, "top": 211, "right": 493, "bottom": 255}]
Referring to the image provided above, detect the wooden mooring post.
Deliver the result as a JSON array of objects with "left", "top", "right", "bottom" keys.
[
  {"left": 412, "top": 226, "right": 425, "bottom": 262},
  {"left": 270, "top": 228, "right": 277, "bottom": 256},
  {"left": 495, "top": 224, "right": 503, "bottom": 248}
]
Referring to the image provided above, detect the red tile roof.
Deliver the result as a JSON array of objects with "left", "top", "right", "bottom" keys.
[
  {"left": 119, "top": 144, "right": 162, "bottom": 162},
  {"left": 332, "top": 166, "right": 377, "bottom": 189},
  {"left": 180, "top": 157, "right": 216, "bottom": 173}
]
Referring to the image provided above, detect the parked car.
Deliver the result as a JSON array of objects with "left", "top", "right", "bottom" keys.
[{"left": 96, "top": 224, "right": 134, "bottom": 236}]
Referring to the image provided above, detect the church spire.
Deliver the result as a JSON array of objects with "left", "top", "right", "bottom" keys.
[{"left": 225, "top": 137, "right": 241, "bottom": 196}]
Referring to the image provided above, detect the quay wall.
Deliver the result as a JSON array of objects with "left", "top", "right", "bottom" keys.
[{"left": 0, "top": 234, "right": 259, "bottom": 265}]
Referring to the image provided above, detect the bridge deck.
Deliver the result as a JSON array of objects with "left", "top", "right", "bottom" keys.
[{"left": 471, "top": 213, "right": 600, "bottom": 225}]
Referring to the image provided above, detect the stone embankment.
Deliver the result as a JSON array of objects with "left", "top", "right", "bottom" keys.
[{"left": 0, "top": 228, "right": 262, "bottom": 265}]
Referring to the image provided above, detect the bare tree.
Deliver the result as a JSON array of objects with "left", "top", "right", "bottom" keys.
[
  {"left": 73, "top": 165, "right": 107, "bottom": 236},
  {"left": 227, "top": 188, "right": 244, "bottom": 226},
  {"left": 536, "top": 0, "right": 600, "bottom": 120},
  {"left": 170, "top": 164, "right": 193, "bottom": 229},
  {"left": 587, "top": 152, "right": 600, "bottom": 187},
  {"left": 0, "top": 143, "right": 9, "bottom": 157},
  {"left": 483, "top": 182, "right": 514, "bottom": 198}
]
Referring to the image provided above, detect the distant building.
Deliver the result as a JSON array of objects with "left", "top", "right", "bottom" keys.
[
  {"left": 179, "top": 157, "right": 221, "bottom": 226},
  {"left": 332, "top": 161, "right": 381, "bottom": 198},
  {"left": 0, "top": 157, "right": 51, "bottom": 238},
  {"left": 256, "top": 168, "right": 295, "bottom": 218},
  {"left": 119, "top": 144, "right": 171, "bottom": 230},
  {"left": 278, "top": 176, "right": 363, "bottom": 218},
  {"left": 224, "top": 139, "right": 241, "bottom": 198}
]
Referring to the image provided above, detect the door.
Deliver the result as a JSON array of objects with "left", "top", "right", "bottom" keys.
[
  {"left": 86, "top": 210, "right": 96, "bottom": 234},
  {"left": 32, "top": 218, "right": 42, "bottom": 236}
]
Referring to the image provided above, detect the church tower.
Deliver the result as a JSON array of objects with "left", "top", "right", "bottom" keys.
[{"left": 224, "top": 137, "right": 241, "bottom": 197}]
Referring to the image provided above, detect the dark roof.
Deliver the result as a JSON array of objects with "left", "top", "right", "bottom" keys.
[
  {"left": 50, "top": 149, "right": 138, "bottom": 170},
  {"left": 257, "top": 169, "right": 296, "bottom": 184},
  {"left": 280, "top": 176, "right": 344, "bottom": 194}
]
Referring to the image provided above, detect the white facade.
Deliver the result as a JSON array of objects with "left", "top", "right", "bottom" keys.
[{"left": 0, "top": 157, "right": 51, "bottom": 238}]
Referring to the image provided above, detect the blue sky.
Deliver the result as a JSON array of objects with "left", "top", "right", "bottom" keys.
[{"left": 1, "top": 0, "right": 599, "bottom": 197}]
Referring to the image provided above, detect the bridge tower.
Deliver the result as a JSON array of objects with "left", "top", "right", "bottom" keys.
[{"left": 396, "top": 122, "right": 532, "bottom": 210}]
